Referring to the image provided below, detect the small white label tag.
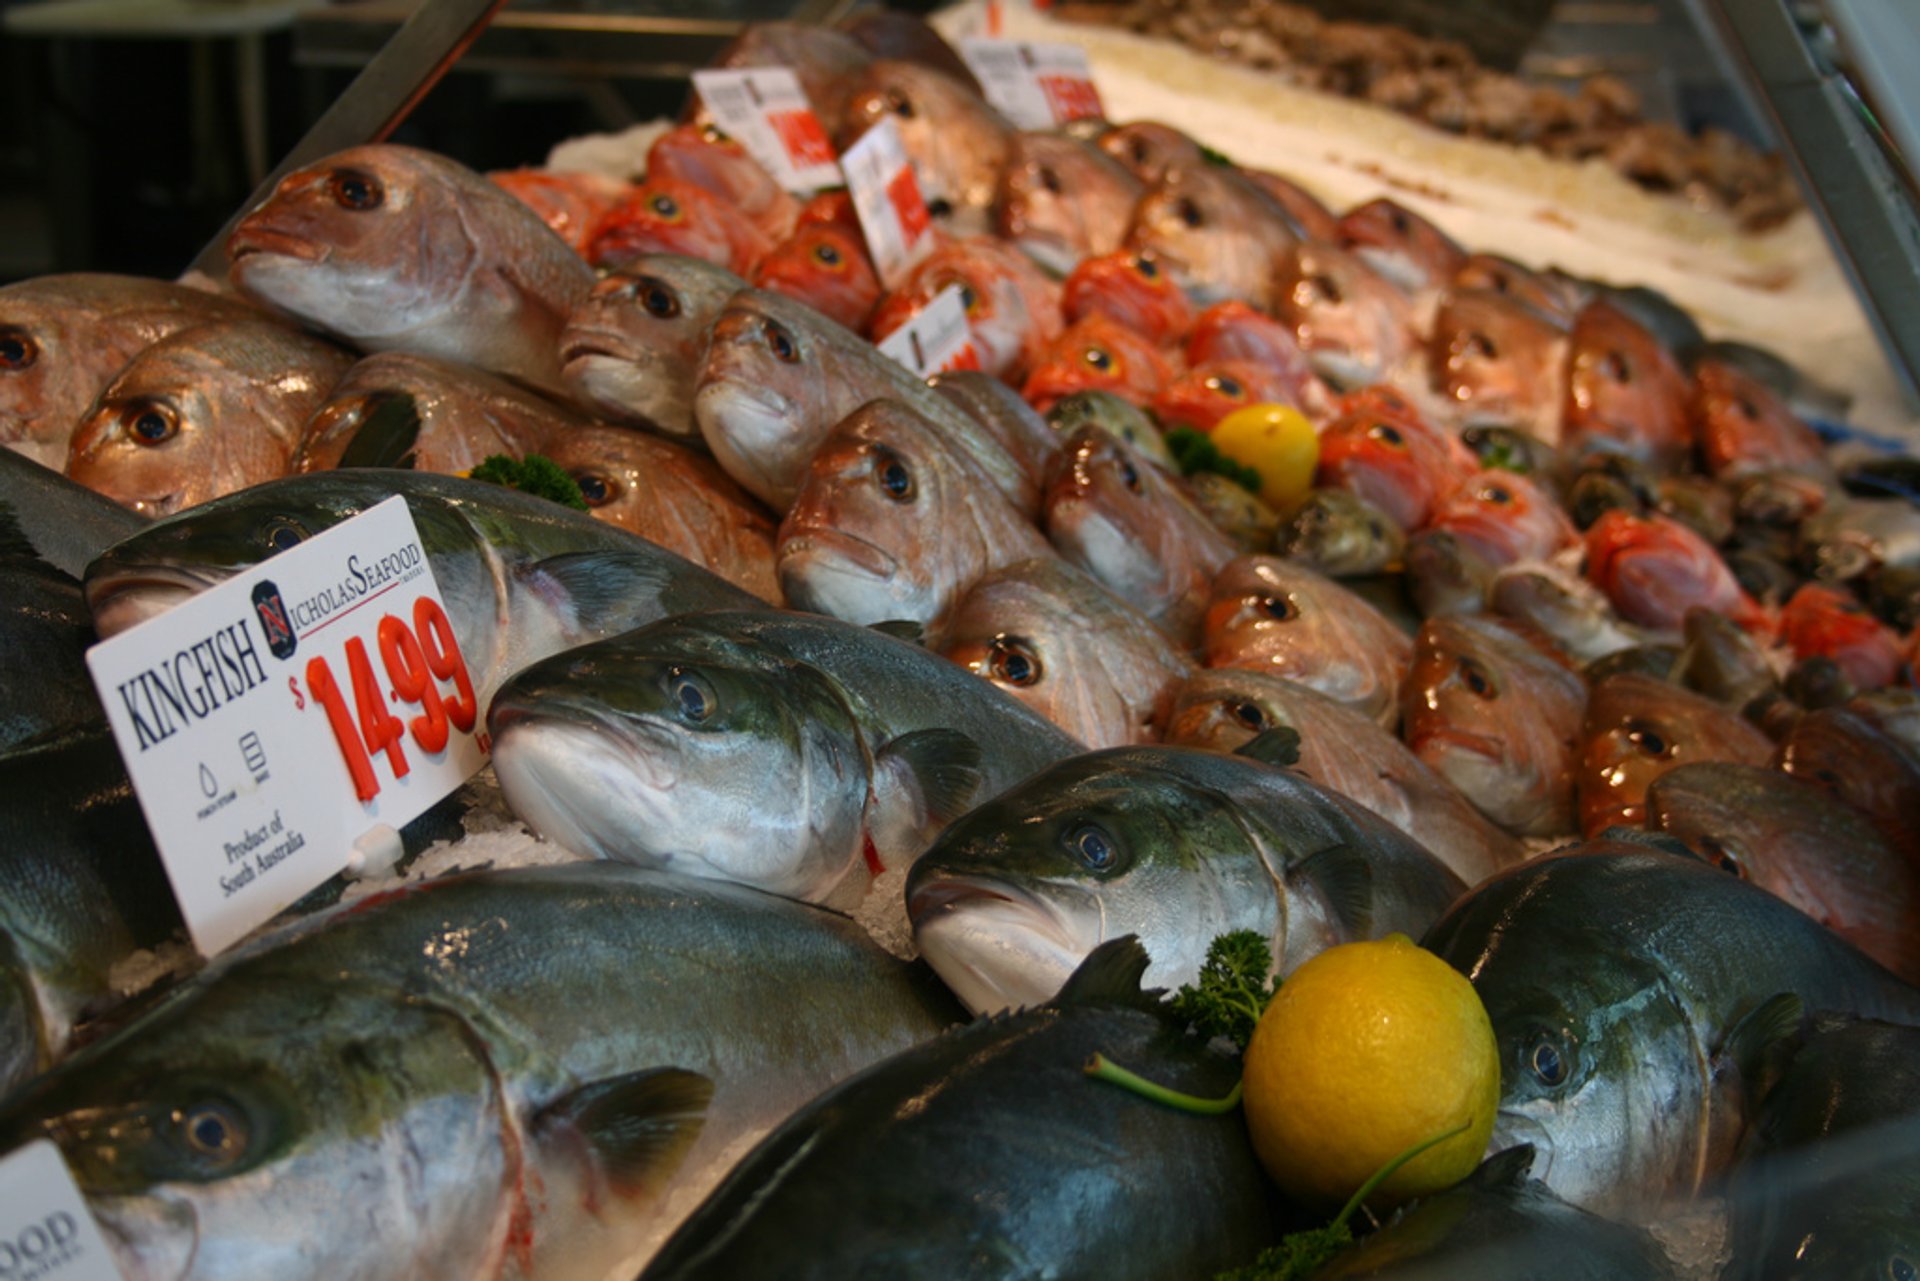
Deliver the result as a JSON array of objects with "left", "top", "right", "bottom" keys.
[
  {"left": 0, "top": 1142, "right": 124, "bottom": 1281},
  {"left": 86, "top": 497, "right": 488, "bottom": 957},
  {"left": 877, "top": 284, "right": 981, "bottom": 378},
  {"left": 691, "top": 67, "right": 843, "bottom": 194},
  {"left": 960, "top": 38, "right": 1105, "bottom": 129},
  {"left": 840, "top": 117, "right": 937, "bottom": 289}
]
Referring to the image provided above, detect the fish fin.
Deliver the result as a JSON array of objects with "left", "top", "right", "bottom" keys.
[
  {"left": 877, "top": 728, "right": 983, "bottom": 825},
  {"left": 0, "top": 500, "right": 34, "bottom": 561},
  {"left": 1595, "top": 825, "right": 1702, "bottom": 862},
  {"left": 1715, "top": 993, "right": 1805, "bottom": 1102},
  {"left": 528, "top": 551, "right": 674, "bottom": 620},
  {"left": 538, "top": 1067, "right": 714, "bottom": 1197},
  {"left": 1233, "top": 727, "right": 1302, "bottom": 769},
  {"left": 335, "top": 392, "right": 423, "bottom": 470},
  {"left": 1051, "top": 936, "right": 1166, "bottom": 1013},
  {"left": 1469, "top": 1144, "right": 1537, "bottom": 1189},
  {"left": 1287, "top": 844, "right": 1374, "bottom": 938},
  {"left": 868, "top": 619, "right": 927, "bottom": 646}
]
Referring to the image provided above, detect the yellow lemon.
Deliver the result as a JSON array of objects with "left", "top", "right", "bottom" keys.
[
  {"left": 1241, "top": 934, "right": 1498, "bottom": 1208},
  {"left": 1209, "top": 403, "right": 1319, "bottom": 508}
]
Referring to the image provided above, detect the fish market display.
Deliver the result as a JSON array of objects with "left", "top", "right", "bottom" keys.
[
  {"left": 638, "top": 940, "right": 1271, "bottom": 1280},
  {"left": 0, "top": 864, "right": 961, "bottom": 1279},
  {"left": 1577, "top": 671, "right": 1773, "bottom": 835},
  {"left": 869, "top": 237, "right": 1063, "bottom": 383},
  {"left": 838, "top": 60, "right": 1013, "bottom": 234},
  {"left": 996, "top": 131, "right": 1143, "bottom": 275},
  {"left": 489, "top": 609, "right": 1083, "bottom": 903}
]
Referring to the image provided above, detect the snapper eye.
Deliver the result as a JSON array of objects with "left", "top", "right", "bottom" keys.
[
  {"left": 0, "top": 330, "right": 35, "bottom": 371},
  {"left": 635, "top": 277, "right": 680, "bottom": 319},
  {"left": 1529, "top": 1038, "right": 1568, "bottom": 1087},
  {"left": 872, "top": 448, "right": 915, "bottom": 502},
  {"left": 1626, "top": 721, "right": 1669, "bottom": 757},
  {"left": 766, "top": 322, "right": 800, "bottom": 364},
  {"left": 1133, "top": 255, "right": 1159, "bottom": 280},
  {"left": 1261, "top": 594, "right": 1297, "bottom": 621},
  {"left": 1601, "top": 350, "right": 1633, "bottom": 384},
  {"left": 1368, "top": 422, "right": 1405, "bottom": 449},
  {"left": 987, "top": 636, "right": 1042, "bottom": 688},
  {"left": 884, "top": 88, "right": 915, "bottom": 119},
  {"left": 263, "top": 519, "right": 307, "bottom": 554},
  {"left": 1084, "top": 346, "right": 1114, "bottom": 373},
  {"left": 1459, "top": 657, "right": 1496, "bottom": 698},
  {"left": 1065, "top": 821, "right": 1119, "bottom": 872},
  {"left": 1479, "top": 483, "right": 1513, "bottom": 506},
  {"left": 1038, "top": 166, "right": 1062, "bottom": 195},
  {"left": 1307, "top": 273, "right": 1343, "bottom": 305},
  {"left": 1117, "top": 457, "right": 1142, "bottom": 493},
  {"left": 1464, "top": 332, "right": 1499, "bottom": 361},
  {"left": 957, "top": 282, "right": 981, "bottom": 314},
  {"left": 1205, "top": 374, "right": 1244, "bottom": 398},
  {"left": 177, "top": 1099, "right": 248, "bottom": 1167},
  {"left": 649, "top": 194, "right": 683, "bottom": 221},
  {"left": 1175, "top": 197, "right": 1203, "bottom": 228},
  {"left": 573, "top": 472, "right": 615, "bottom": 507},
  {"left": 329, "top": 169, "right": 383, "bottom": 211},
  {"left": 123, "top": 402, "right": 178, "bottom": 445},
  {"left": 665, "top": 667, "right": 716, "bottom": 723},
  {"left": 1232, "top": 700, "right": 1267, "bottom": 730},
  {"left": 811, "top": 241, "right": 844, "bottom": 269}
]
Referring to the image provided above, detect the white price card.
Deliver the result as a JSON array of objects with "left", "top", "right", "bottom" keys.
[
  {"left": 691, "top": 67, "right": 843, "bottom": 194},
  {"left": 877, "top": 284, "right": 981, "bottom": 378},
  {"left": 841, "top": 117, "right": 937, "bottom": 289},
  {"left": 86, "top": 497, "right": 488, "bottom": 957},
  {"left": 960, "top": 38, "right": 1105, "bottom": 129},
  {"left": 0, "top": 1142, "right": 123, "bottom": 1281}
]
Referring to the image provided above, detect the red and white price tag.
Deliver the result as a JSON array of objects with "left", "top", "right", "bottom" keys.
[
  {"left": 0, "top": 1143, "right": 121, "bottom": 1281},
  {"left": 87, "top": 497, "right": 487, "bottom": 956},
  {"left": 841, "top": 117, "right": 937, "bottom": 289},
  {"left": 692, "top": 67, "right": 842, "bottom": 194},
  {"left": 876, "top": 284, "right": 981, "bottom": 378},
  {"left": 960, "top": 38, "right": 1104, "bottom": 129}
]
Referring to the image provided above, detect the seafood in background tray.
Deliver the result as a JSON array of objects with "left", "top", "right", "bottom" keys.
[
  {"left": 1692, "top": 355, "right": 1829, "bottom": 478},
  {"left": 0, "top": 273, "right": 260, "bottom": 468},
  {"left": 488, "top": 167, "right": 633, "bottom": 255},
  {"left": 1315, "top": 404, "right": 1476, "bottom": 532},
  {"left": 907, "top": 744, "right": 1465, "bottom": 1013},
  {"left": 751, "top": 221, "right": 882, "bottom": 333},
  {"left": 1647, "top": 762, "right": 1920, "bottom": 985},
  {"left": 995, "top": 131, "right": 1143, "bottom": 276},
  {"left": 1125, "top": 163, "right": 1301, "bottom": 308},
  {"left": 1271, "top": 488, "right": 1406, "bottom": 579},
  {"left": 1424, "top": 468, "right": 1580, "bottom": 567},
  {"left": 295, "top": 352, "right": 572, "bottom": 475},
  {"left": 1562, "top": 301, "right": 1692, "bottom": 464},
  {"left": 637, "top": 941, "right": 1272, "bottom": 1281},
  {"left": 1724, "top": 1017, "right": 1920, "bottom": 1281},
  {"left": 585, "top": 176, "right": 775, "bottom": 276},
  {"left": 1797, "top": 495, "right": 1920, "bottom": 583},
  {"left": 488, "top": 610, "right": 1082, "bottom": 903},
  {"left": 1670, "top": 605, "right": 1779, "bottom": 710},
  {"left": 1060, "top": 249, "right": 1195, "bottom": 346},
  {"left": 560, "top": 254, "right": 745, "bottom": 444},
  {"left": 777, "top": 399, "right": 1053, "bottom": 629},
  {"left": 1338, "top": 197, "right": 1465, "bottom": 293},
  {"left": 1165, "top": 669, "right": 1523, "bottom": 884},
  {"left": 227, "top": 144, "right": 593, "bottom": 396},
  {"left": 538, "top": 424, "right": 781, "bottom": 604},
  {"left": 83, "top": 471, "right": 758, "bottom": 711},
  {"left": 1022, "top": 312, "right": 1177, "bottom": 413},
  {"left": 1096, "top": 120, "right": 1205, "bottom": 185},
  {"left": 940, "top": 557, "right": 1194, "bottom": 748},
  {"left": 1203, "top": 555, "right": 1413, "bottom": 727},
  {"left": 0, "top": 865, "right": 961, "bottom": 1281},
  {"left": 1576, "top": 671, "right": 1774, "bottom": 835},
  {"left": 1151, "top": 359, "right": 1304, "bottom": 433},
  {"left": 838, "top": 60, "right": 1014, "bottom": 235},
  {"left": 1183, "top": 300, "right": 1321, "bottom": 408},
  {"left": 1272, "top": 241, "right": 1420, "bottom": 389},
  {"left": 684, "top": 21, "right": 872, "bottom": 138},
  {"left": 646, "top": 123, "right": 799, "bottom": 242},
  {"left": 67, "top": 318, "right": 356, "bottom": 516},
  {"left": 1584, "top": 508, "right": 1771, "bottom": 634},
  {"left": 868, "top": 237, "right": 1063, "bottom": 383},
  {"left": 1426, "top": 288, "right": 1569, "bottom": 444},
  {"left": 1045, "top": 426, "right": 1236, "bottom": 640},
  {"left": 696, "top": 288, "right": 1033, "bottom": 513},
  {"left": 1778, "top": 581, "right": 1907, "bottom": 690},
  {"left": 1422, "top": 843, "right": 1920, "bottom": 1218}
]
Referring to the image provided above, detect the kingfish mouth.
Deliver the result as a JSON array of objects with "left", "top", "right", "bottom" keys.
[
  {"left": 85, "top": 565, "right": 223, "bottom": 637},
  {"left": 907, "top": 872, "right": 1096, "bottom": 1014},
  {"left": 488, "top": 703, "right": 681, "bottom": 865},
  {"left": 1491, "top": 1110, "right": 1555, "bottom": 1185}
]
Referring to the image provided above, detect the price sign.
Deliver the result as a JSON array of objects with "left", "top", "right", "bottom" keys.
[
  {"left": 960, "top": 39, "right": 1105, "bottom": 129},
  {"left": 692, "top": 67, "right": 843, "bottom": 194},
  {"left": 0, "top": 1142, "right": 123, "bottom": 1281},
  {"left": 841, "top": 117, "right": 937, "bottom": 289},
  {"left": 876, "top": 284, "right": 981, "bottom": 378},
  {"left": 87, "top": 498, "right": 487, "bottom": 956}
]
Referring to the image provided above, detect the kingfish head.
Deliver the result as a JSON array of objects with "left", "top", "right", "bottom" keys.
[
  {"left": 487, "top": 633, "right": 870, "bottom": 903},
  {"left": 0, "top": 972, "right": 506, "bottom": 1281},
  {"left": 906, "top": 748, "right": 1277, "bottom": 1014}
]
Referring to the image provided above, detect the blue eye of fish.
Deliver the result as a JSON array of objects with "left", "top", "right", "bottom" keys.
[
  {"left": 329, "top": 169, "right": 383, "bottom": 211},
  {"left": 1084, "top": 346, "right": 1114, "bottom": 373},
  {"left": 1232, "top": 701, "right": 1266, "bottom": 730},
  {"left": 264, "top": 520, "right": 307, "bottom": 554},
  {"left": 179, "top": 1100, "right": 248, "bottom": 1165},
  {"left": 767, "top": 323, "right": 800, "bottom": 364},
  {"left": 1459, "top": 658, "right": 1496, "bottom": 698},
  {"left": 874, "top": 452, "right": 915, "bottom": 502},
  {"left": 988, "top": 636, "right": 1041, "bottom": 688},
  {"left": 666, "top": 668, "right": 715, "bottom": 722},
  {"left": 1888, "top": 1255, "right": 1916, "bottom": 1281},
  {"left": 0, "top": 332, "right": 33, "bottom": 370},
  {"left": 957, "top": 283, "right": 979, "bottom": 312},
  {"left": 1626, "top": 722, "right": 1668, "bottom": 756},
  {"left": 1529, "top": 1040, "right": 1567, "bottom": 1087},
  {"left": 635, "top": 278, "right": 680, "bottom": 319},
  {"left": 574, "top": 472, "right": 614, "bottom": 507},
  {"left": 1260, "top": 595, "right": 1296, "bottom": 621},
  {"left": 130, "top": 406, "right": 176, "bottom": 444},
  {"left": 1066, "top": 822, "right": 1118, "bottom": 872}
]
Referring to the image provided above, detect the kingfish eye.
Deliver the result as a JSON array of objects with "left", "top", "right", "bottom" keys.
[
  {"left": 1134, "top": 255, "right": 1159, "bottom": 279},
  {"left": 573, "top": 472, "right": 615, "bottom": 507},
  {"left": 988, "top": 636, "right": 1042, "bottom": 687},
  {"left": 264, "top": 519, "right": 308, "bottom": 553},
  {"left": 1261, "top": 594, "right": 1296, "bottom": 621},
  {"left": 1308, "top": 273, "right": 1343, "bottom": 304},
  {"left": 873, "top": 448, "right": 915, "bottom": 501},
  {"left": 1368, "top": 422, "right": 1405, "bottom": 448},
  {"left": 1205, "top": 374, "right": 1244, "bottom": 398},
  {"left": 766, "top": 322, "right": 799, "bottom": 363},
  {"left": 1479, "top": 483, "right": 1513, "bottom": 506},
  {"left": 1601, "top": 351, "right": 1632, "bottom": 384},
  {"left": 1065, "top": 821, "right": 1119, "bottom": 872},
  {"left": 811, "top": 241, "right": 843, "bottom": 267},
  {"left": 1888, "top": 1255, "right": 1916, "bottom": 1281},
  {"left": 177, "top": 1100, "right": 248, "bottom": 1166},
  {"left": 0, "top": 331, "right": 35, "bottom": 371},
  {"left": 1529, "top": 1039, "right": 1568, "bottom": 1087},
  {"left": 635, "top": 277, "right": 680, "bottom": 319},
  {"left": 650, "top": 194, "right": 681, "bottom": 219},
  {"left": 1175, "top": 196, "right": 1203, "bottom": 228},
  {"left": 125, "top": 402, "right": 177, "bottom": 444},
  {"left": 329, "top": 168, "right": 383, "bottom": 211},
  {"left": 1465, "top": 332, "right": 1499, "bottom": 360},
  {"left": 1626, "top": 721, "right": 1669, "bottom": 757},
  {"left": 1039, "top": 166, "right": 1062, "bottom": 195},
  {"left": 1084, "top": 346, "right": 1114, "bottom": 373},
  {"left": 666, "top": 667, "right": 716, "bottom": 722},
  {"left": 1232, "top": 700, "right": 1267, "bottom": 730},
  {"left": 1459, "top": 657, "right": 1496, "bottom": 698}
]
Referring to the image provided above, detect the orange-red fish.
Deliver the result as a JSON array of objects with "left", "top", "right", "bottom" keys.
[
  {"left": 868, "top": 237, "right": 1061, "bottom": 384},
  {"left": 1271, "top": 241, "right": 1418, "bottom": 389},
  {"left": 1316, "top": 405, "right": 1476, "bottom": 531},
  {"left": 1577, "top": 671, "right": 1773, "bottom": 835},
  {"left": 1151, "top": 360, "right": 1302, "bottom": 433},
  {"left": 646, "top": 123, "right": 799, "bottom": 242},
  {"left": 752, "top": 222, "right": 882, "bottom": 332},
  {"left": 585, "top": 176, "right": 774, "bottom": 275},
  {"left": 1424, "top": 467, "right": 1579, "bottom": 567},
  {"left": 796, "top": 189, "right": 862, "bottom": 234},
  {"left": 1692, "top": 357, "right": 1828, "bottom": 478},
  {"left": 487, "top": 168, "right": 633, "bottom": 255},
  {"left": 1059, "top": 250, "right": 1194, "bottom": 347},
  {"left": 1426, "top": 288, "right": 1569, "bottom": 443},
  {"left": 1584, "top": 509, "right": 1772, "bottom": 635},
  {"left": 1339, "top": 197, "right": 1465, "bottom": 293},
  {"left": 1562, "top": 300, "right": 1693, "bottom": 465},
  {"left": 1183, "top": 301, "right": 1321, "bottom": 409},
  {"left": 1021, "top": 314, "right": 1177, "bottom": 415},
  {"left": 1779, "top": 582, "right": 1907, "bottom": 691}
]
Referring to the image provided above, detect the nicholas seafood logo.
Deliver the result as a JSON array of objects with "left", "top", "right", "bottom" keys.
[{"left": 252, "top": 580, "right": 297, "bottom": 661}]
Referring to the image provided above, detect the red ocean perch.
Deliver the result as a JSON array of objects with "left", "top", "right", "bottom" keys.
[
  {"left": 1152, "top": 360, "right": 1303, "bottom": 433},
  {"left": 1316, "top": 405, "right": 1475, "bottom": 532},
  {"left": 869, "top": 238, "right": 1062, "bottom": 383},
  {"left": 488, "top": 168, "right": 633, "bottom": 255},
  {"left": 1183, "top": 301, "right": 1321, "bottom": 409},
  {"left": 1425, "top": 468, "right": 1579, "bottom": 568},
  {"left": 1584, "top": 509, "right": 1771, "bottom": 634},
  {"left": 1778, "top": 582, "right": 1907, "bottom": 691},
  {"left": 753, "top": 222, "right": 882, "bottom": 333},
  {"left": 1021, "top": 314, "right": 1176, "bottom": 415},
  {"left": 1060, "top": 251, "right": 1194, "bottom": 347},
  {"left": 586, "top": 176, "right": 774, "bottom": 275}
]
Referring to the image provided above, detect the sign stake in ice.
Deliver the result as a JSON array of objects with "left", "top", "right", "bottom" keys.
[
  {"left": 86, "top": 497, "right": 489, "bottom": 956},
  {"left": 692, "top": 67, "right": 842, "bottom": 194},
  {"left": 876, "top": 283, "right": 982, "bottom": 378},
  {"left": 841, "top": 116, "right": 938, "bottom": 289},
  {"left": 960, "top": 38, "right": 1105, "bottom": 129}
]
